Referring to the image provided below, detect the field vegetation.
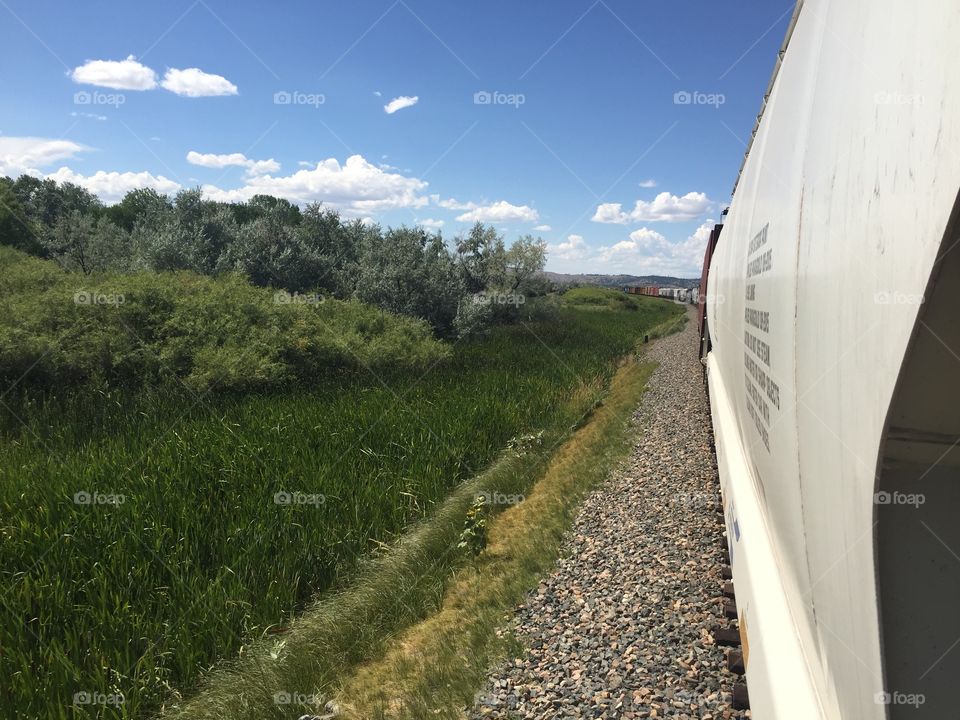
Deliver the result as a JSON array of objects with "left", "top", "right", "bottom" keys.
[{"left": 0, "top": 176, "right": 683, "bottom": 719}]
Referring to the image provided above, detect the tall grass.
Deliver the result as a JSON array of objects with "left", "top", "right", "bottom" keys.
[{"left": 0, "top": 292, "right": 681, "bottom": 719}]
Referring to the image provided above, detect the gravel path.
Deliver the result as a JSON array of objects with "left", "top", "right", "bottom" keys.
[{"left": 471, "top": 308, "right": 747, "bottom": 719}]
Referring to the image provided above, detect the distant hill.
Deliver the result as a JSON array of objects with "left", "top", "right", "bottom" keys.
[{"left": 542, "top": 272, "right": 700, "bottom": 289}]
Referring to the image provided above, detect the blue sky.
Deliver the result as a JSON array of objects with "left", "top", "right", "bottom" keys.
[{"left": 0, "top": 0, "right": 793, "bottom": 276}]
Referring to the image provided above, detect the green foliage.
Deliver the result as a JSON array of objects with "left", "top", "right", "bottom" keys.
[
  {"left": 0, "top": 177, "right": 551, "bottom": 339},
  {"left": 356, "top": 226, "right": 464, "bottom": 337},
  {"left": 0, "top": 293, "right": 681, "bottom": 719},
  {"left": 563, "top": 285, "right": 644, "bottom": 311},
  {"left": 456, "top": 221, "right": 505, "bottom": 294},
  {"left": 504, "top": 234, "right": 547, "bottom": 292},
  {"left": 457, "top": 495, "right": 489, "bottom": 556},
  {"left": 42, "top": 210, "right": 133, "bottom": 273},
  {"left": 0, "top": 247, "right": 446, "bottom": 394},
  {"left": 0, "top": 179, "right": 44, "bottom": 255},
  {"left": 104, "top": 187, "right": 172, "bottom": 231}
]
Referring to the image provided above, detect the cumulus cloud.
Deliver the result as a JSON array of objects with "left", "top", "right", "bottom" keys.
[
  {"left": 0, "top": 137, "right": 89, "bottom": 176},
  {"left": 688, "top": 220, "right": 713, "bottom": 246},
  {"left": 186, "top": 151, "right": 280, "bottom": 176},
  {"left": 534, "top": 224, "right": 552, "bottom": 232},
  {"left": 46, "top": 167, "right": 181, "bottom": 204},
  {"left": 417, "top": 218, "right": 445, "bottom": 229},
  {"left": 200, "top": 154, "right": 428, "bottom": 215},
  {"left": 70, "top": 55, "right": 158, "bottom": 90},
  {"left": 592, "top": 191, "right": 711, "bottom": 224},
  {"left": 161, "top": 68, "right": 238, "bottom": 97},
  {"left": 384, "top": 95, "right": 418, "bottom": 114},
  {"left": 639, "top": 179, "right": 657, "bottom": 188},
  {"left": 429, "top": 195, "right": 474, "bottom": 210},
  {"left": 593, "top": 221, "right": 715, "bottom": 275},
  {"left": 548, "top": 234, "right": 590, "bottom": 261},
  {"left": 599, "top": 228, "right": 670, "bottom": 262},
  {"left": 456, "top": 200, "right": 539, "bottom": 224}
]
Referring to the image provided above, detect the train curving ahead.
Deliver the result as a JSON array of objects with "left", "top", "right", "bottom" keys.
[{"left": 699, "top": 1, "right": 960, "bottom": 718}]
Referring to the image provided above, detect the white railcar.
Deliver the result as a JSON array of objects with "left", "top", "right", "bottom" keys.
[{"left": 703, "top": 1, "right": 960, "bottom": 718}]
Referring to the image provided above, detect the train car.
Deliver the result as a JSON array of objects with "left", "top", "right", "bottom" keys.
[
  {"left": 698, "top": 223, "right": 723, "bottom": 355},
  {"left": 701, "top": 1, "right": 960, "bottom": 717}
]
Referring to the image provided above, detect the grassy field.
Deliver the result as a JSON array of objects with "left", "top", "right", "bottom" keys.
[
  {"left": 0, "top": 285, "right": 681, "bottom": 719},
  {"left": 336, "top": 356, "right": 656, "bottom": 720}
]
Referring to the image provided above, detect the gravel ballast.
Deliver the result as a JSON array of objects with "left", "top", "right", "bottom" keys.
[{"left": 471, "top": 309, "right": 747, "bottom": 719}]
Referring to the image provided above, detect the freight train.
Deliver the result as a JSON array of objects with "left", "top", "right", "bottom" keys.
[
  {"left": 623, "top": 285, "right": 699, "bottom": 304},
  {"left": 698, "top": 1, "right": 960, "bottom": 717}
]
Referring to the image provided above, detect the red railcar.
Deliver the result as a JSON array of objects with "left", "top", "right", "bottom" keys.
[{"left": 697, "top": 223, "right": 723, "bottom": 359}]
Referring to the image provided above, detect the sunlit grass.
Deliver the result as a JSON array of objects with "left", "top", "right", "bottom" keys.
[{"left": 0, "top": 297, "right": 681, "bottom": 720}]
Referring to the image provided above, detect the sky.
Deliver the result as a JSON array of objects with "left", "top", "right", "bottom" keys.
[{"left": 0, "top": 0, "right": 794, "bottom": 276}]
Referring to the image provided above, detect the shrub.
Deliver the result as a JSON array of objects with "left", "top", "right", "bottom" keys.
[{"left": 0, "top": 247, "right": 448, "bottom": 394}]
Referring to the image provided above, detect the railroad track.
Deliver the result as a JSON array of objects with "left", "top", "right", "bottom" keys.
[{"left": 472, "top": 310, "right": 747, "bottom": 719}]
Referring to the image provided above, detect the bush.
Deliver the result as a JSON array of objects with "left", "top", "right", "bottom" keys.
[
  {"left": 563, "top": 286, "right": 642, "bottom": 311},
  {"left": 0, "top": 247, "right": 448, "bottom": 394}
]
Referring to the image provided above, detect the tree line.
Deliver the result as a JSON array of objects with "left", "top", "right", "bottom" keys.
[{"left": 0, "top": 175, "right": 548, "bottom": 338}]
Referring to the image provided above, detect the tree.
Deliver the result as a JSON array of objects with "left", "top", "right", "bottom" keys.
[
  {"left": 295, "top": 204, "right": 360, "bottom": 296},
  {"left": 455, "top": 222, "right": 505, "bottom": 293},
  {"left": 245, "top": 194, "right": 302, "bottom": 226},
  {"left": 356, "top": 226, "right": 463, "bottom": 336},
  {"left": 10, "top": 176, "right": 101, "bottom": 228},
  {"left": 218, "top": 210, "right": 322, "bottom": 291},
  {"left": 131, "top": 189, "right": 238, "bottom": 274},
  {"left": 0, "top": 180, "right": 45, "bottom": 256},
  {"left": 105, "top": 188, "right": 172, "bottom": 231},
  {"left": 504, "top": 235, "right": 547, "bottom": 293},
  {"left": 43, "top": 211, "right": 132, "bottom": 274}
]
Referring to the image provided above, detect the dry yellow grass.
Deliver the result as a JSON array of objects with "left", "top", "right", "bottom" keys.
[{"left": 335, "top": 356, "right": 656, "bottom": 720}]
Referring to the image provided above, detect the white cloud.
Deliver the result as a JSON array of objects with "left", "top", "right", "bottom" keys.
[
  {"left": 0, "top": 137, "right": 89, "bottom": 176},
  {"left": 456, "top": 200, "right": 538, "bottom": 224},
  {"left": 599, "top": 228, "right": 670, "bottom": 262},
  {"left": 200, "top": 154, "right": 428, "bottom": 215},
  {"left": 533, "top": 224, "right": 552, "bottom": 232},
  {"left": 429, "top": 195, "right": 474, "bottom": 211},
  {"left": 70, "top": 111, "right": 107, "bottom": 121},
  {"left": 639, "top": 178, "right": 657, "bottom": 188},
  {"left": 46, "top": 167, "right": 181, "bottom": 204},
  {"left": 592, "top": 191, "right": 711, "bottom": 224},
  {"left": 186, "top": 151, "right": 280, "bottom": 176},
  {"left": 373, "top": 90, "right": 382, "bottom": 97},
  {"left": 592, "top": 203, "right": 629, "bottom": 224},
  {"left": 592, "top": 221, "right": 714, "bottom": 275},
  {"left": 161, "top": 68, "right": 238, "bottom": 97},
  {"left": 417, "top": 218, "right": 445, "bottom": 229},
  {"left": 70, "top": 56, "right": 157, "bottom": 90},
  {"left": 384, "top": 95, "right": 418, "bottom": 114},
  {"left": 548, "top": 234, "right": 590, "bottom": 261},
  {"left": 689, "top": 220, "right": 713, "bottom": 246}
]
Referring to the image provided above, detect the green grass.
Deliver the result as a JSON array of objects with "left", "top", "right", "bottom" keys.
[
  {"left": 563, "top": 285, "right": 648, "bottom": 312},
  {"left": 0, "top": 279, "right": 681, "bottom": 720},
  {"left": 335, "top": 357, "right": 657, "bottom": 720}
]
